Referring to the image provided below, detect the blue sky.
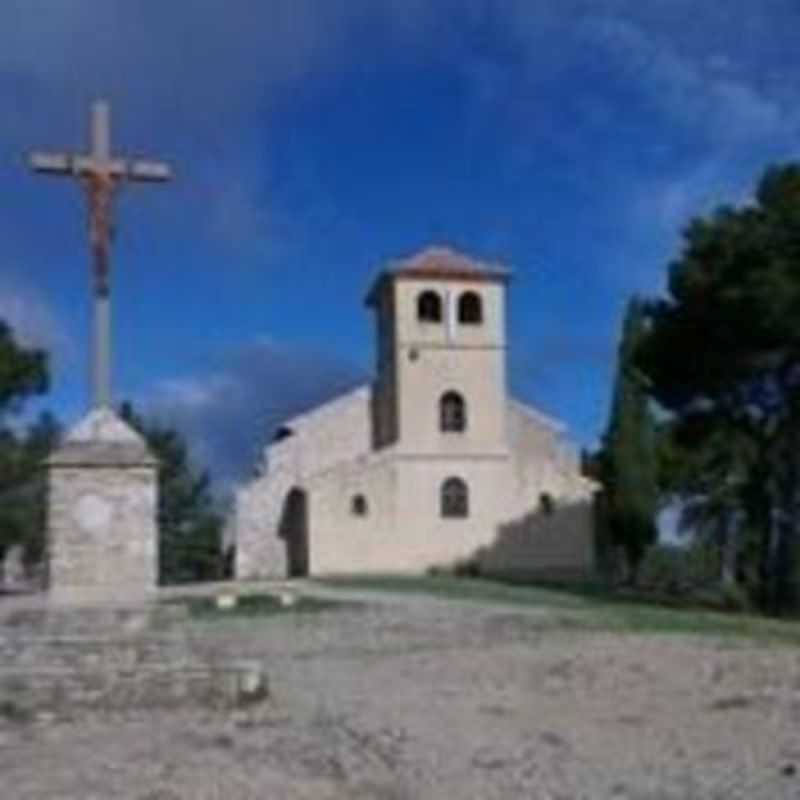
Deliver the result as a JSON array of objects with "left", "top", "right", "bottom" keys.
[{"left": 2, "top": 1, "right": 799, "bottom": 485}]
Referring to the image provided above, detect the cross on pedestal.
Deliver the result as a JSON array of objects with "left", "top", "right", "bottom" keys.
[{"left": 29, "top": 100, "right": 172, "bottom": 409}]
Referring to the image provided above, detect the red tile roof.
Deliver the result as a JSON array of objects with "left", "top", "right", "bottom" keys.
[{"left": 366, "top": 246, "right": 509, "bottom": 305}]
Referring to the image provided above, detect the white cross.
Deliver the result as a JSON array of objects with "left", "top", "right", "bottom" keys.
[{"left": 29, "top": 100, "right": 172, "bottom": 409}]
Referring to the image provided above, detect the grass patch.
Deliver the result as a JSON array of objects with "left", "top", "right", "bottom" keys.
[
  {"left": 164, "top": 593, "right": 354, "bottom": 620},
  {"left": 319, "top": 573, "right": 591, "bottom": 609},
  {"left": 317, "top": 574, "right": 800, "bottom": 645},
  {"left": 596, "top": 602, "right": 800, "bottom": 644}
]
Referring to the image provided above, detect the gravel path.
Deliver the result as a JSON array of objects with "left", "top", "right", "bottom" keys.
[{"left": 3, "top": 588, "right": 800, "bottom": 799}]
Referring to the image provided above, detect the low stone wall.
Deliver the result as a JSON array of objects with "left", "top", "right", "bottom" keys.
[{"left": 0, "top": 604, "right": 267, "bottom": 716}]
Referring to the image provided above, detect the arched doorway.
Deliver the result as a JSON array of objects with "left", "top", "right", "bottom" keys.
[{"left": 278, "top": 487, "right": 310, "bottom": 577}]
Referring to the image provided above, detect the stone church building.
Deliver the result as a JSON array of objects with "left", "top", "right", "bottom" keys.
[{"left": 235, "top": 247, "right": 596, "bottom": 579}]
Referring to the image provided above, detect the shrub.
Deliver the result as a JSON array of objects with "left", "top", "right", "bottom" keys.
[
  {"left": 453, "top": 558, "right": 481, "bottom": 578},
  {"left": 638, "top": 541, "right": 721, "bottom": 596}
]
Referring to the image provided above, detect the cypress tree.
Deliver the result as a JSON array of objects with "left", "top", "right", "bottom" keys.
[{"left": 602, "top": 297, "right": 659, "bottom": 583}]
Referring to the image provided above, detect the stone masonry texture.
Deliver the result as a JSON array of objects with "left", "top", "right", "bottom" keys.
[{"left": 46, "top": 409, "right": 159, "bottom": 604}]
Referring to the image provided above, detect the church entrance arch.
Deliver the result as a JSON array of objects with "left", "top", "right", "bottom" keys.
[{"left": 278, "top": 487, "right": 310, "bottom": 577}]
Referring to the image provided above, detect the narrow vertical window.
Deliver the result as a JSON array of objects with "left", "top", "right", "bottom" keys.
[
  {"left": 440, "top": 391, "right": 467, "bottom": 433},
  {"left": 441, "top": 477, "right": 469, "bottom": 518},
  {"left": 351, "top": 495, "right": 368, "bottom": 517}
]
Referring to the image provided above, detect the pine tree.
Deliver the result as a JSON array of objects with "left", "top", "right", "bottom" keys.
[{"left": 637, "top": 163, "right": 800, "bottom": 613}]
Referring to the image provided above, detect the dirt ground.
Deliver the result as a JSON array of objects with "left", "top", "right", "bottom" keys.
[{"left": 3, "top": 587, "right": 800, "bottom": 799}]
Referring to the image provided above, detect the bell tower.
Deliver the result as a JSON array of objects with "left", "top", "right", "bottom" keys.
[{"left": 366, "top": 247, "right": 510, "bottom": 455}]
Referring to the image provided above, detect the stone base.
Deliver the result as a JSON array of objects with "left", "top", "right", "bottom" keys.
[
  {"left": 46, "top": 409, "right": 159, "bottom": 604},
  {"left": 0, "top": 603, "right": 268, "bottom": 715}
]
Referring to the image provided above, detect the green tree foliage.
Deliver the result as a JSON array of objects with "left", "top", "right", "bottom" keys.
[
  {"left": 0, "top": 321, "right": 48, "bottom": 417},
  {"left": 119, "top": 402, "right": 223, "bottom": 585},
  {"left": 0, "top": 323, "right": 52, "bottom": 561},
  {"left": 598, "top": 297, "right": 659, "bottom": 582},
  {"left": 638, "top": 163, "right": 800, "bottom": 614},
  {"left": 11, "top": 412, "right": 62, "bottom": 564}
]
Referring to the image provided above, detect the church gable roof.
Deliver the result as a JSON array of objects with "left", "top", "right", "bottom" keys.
[
  {"left": 269, "top": 384, "right": 371, "bottom": 441},
  {"left": 507, "top": 398, "right": 566, "bottom": 434}
]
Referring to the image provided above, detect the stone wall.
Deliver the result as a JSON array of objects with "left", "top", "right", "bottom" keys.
[
  {"left": 0, "top": 605, "right": 267, "bottom": 715},
  {"left": 236, "top": 394, "right": 598, "bottom": 579},
  {"left": 236, "top": 386, "right": 372, "bottom": 580}
]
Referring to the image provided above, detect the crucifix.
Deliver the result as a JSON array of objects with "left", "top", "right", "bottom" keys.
[{"left": 29, "top": 99, "right": 172, "bottom": 409}]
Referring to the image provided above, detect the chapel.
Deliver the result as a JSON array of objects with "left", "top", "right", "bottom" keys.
[{"left": 235, "top": 246, "right": 596, "bottom": 579}]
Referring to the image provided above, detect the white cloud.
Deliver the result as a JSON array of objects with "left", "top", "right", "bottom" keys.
[
  {"left": 152, "top": 373, "right": 239, "bottom": 412},
  {"left": 633, "top": 161, "right": 753, "bottom": 237},
  {"left": 579, "top": 14, "right": 797, "bottom": 144}
]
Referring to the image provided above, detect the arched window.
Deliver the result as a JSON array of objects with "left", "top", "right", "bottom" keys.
[
  {"left": 458, "top": 291, "right": 483, "bottom": 325},
  {"left": 417, "top": 290, "right": 443, "bottom": 323},
  {"left": 440, "top": 391, "right": 467, "bottom": 433},
  {"left": 441, "top": 477, "right": 469, "bottom": 518},
  {"left": 351, "top": 494, "right": 368, "bottom": 517}
]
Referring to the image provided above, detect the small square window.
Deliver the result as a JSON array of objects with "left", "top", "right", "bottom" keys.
[
  {"left": 539, "top": 492, "right": 555, "bottom": 516},
  {"left": 351, "top": 495, "right": 368, "bottom": 517}
]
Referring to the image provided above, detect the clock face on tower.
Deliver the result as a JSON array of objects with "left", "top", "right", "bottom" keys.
[{"left": 73, "top": 493, "right": 113, "bottom": 534}]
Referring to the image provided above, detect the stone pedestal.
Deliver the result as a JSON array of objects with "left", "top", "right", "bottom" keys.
[{"left": 46, "top": 408, "right": 159, "bottom": 605}]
